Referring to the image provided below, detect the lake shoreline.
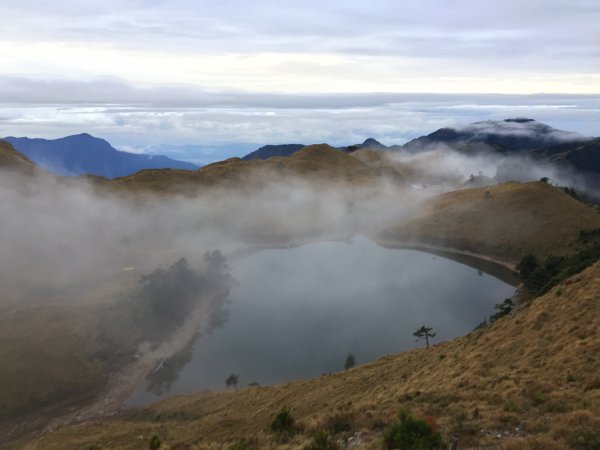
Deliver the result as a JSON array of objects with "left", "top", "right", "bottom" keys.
[
  {"left": 31, "top": 235, "right": 520, "bottom": 444},
  {"left": 373, "top": 237, "right": 520, "bottom": 286}
]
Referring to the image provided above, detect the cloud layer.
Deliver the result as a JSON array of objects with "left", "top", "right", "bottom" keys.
[
  {"left": 1, "top": 1, "right": 599, "bottom": 161},
  {"left": 0, "top": 1, "right": 599, "bottom": 93}
]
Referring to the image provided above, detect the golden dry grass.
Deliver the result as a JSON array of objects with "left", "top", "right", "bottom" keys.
[
  {"left": 107, "top": 144, "right": 378, "bottom": 195},
  {"left": 383, "top": 181, "right": 600, "bottom": 264},
  {"left": 0, "top": 140, "right": 38, "bottom": 174},
  {"left": 0, "top": 275, "right": 142, "bottom": 443},
  {"left": 27, "top": 261, "right": 600, "bottom": 449}
]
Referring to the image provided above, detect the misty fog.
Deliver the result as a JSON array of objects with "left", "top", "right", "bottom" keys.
[
  {"left": 2, "top": 133, "right": 589, "bottom": 423},
  {"left": 0, "top": 140, "right": 588, "bottom": 305}
]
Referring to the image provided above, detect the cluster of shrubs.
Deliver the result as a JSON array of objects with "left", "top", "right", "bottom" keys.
[
  {"left": 517, "top": 241, "right": 600, "bottom": 298},
  {"left": 265, "top": 406, "right": 445, "bottom": 450},
  {"left": 133, "top": 250, "right": 231, "bottom": 341},
  {"left": 475, "top": 297, "right": 515, "bottom": 330}
]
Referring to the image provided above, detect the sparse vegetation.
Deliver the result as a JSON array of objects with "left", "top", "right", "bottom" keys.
[
  {"left": 324, "top": 412, "right": 354, "bottom": 434},
  {"left": 383, "top": 409, "right": 444, "bottom": 450},
  {"left": 149, "top": 434, "right": 161, "bottom": 450},
  {"left": 270, "top": 407, "right": 296, "bottom": 434},
  {"left": 344, "top": 353, "right": 356, "bottom": 369},
  {"left": 229, "top": 438, "right": 259, "bottom": 450},
  {"left": 489, "top": 298, "right": 514, "bottom": 322},
  {"left": 413, "top": 325, "right": 436, "bottom": 347},
  {"left": 304, "top": 429, "right": 341, "bottom": 450},
  {"left": 226, "top": 374, "right": 239, "bottom": 389}
]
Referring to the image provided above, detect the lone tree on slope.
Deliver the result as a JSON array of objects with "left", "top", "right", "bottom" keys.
[
  {"left": 413, "top": 325, "right": 436, "bottom": 348},
  {"left": 345, "top": 353, "right": 356, "bottom": 370},
  {"left": 225, "top": 373, "right": 239, "bottom": 389}
]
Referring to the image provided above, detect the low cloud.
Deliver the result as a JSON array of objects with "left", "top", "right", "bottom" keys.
[{"left": 1, "top": 78, "right": 599, "bottom": 162}]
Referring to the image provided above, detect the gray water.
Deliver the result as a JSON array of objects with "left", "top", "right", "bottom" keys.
[{"left": 128, "top": 237, "right": 515, "bottom": 404}]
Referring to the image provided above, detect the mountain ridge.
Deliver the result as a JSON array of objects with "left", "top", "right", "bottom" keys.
[
  {"left": 4, "top": 134, "right": 199, "bottom": 179},
  {"left": 403, "top": 118, "right": 591, "bottom": 153}
]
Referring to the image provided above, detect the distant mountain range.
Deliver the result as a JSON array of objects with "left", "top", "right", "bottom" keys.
[
  {"left": 403, "top": 118, "right": 590, "bottom": 153},
  {"left": 3, "top": 119, "right": 598, "bottom": 191},
  {"left": 3, "top": 134, "right": 199, "bottom": 178},
  {"left": 239, "top": 119, "right": 594, "bottom": 162},
  {"left": 238, "top": 120, "right": 596, "bottom": 180},
  {"left": 242, "top": 144, "right": 306, "bottom": 161},
  {"left": 240, "top": 138, "right": 389, "bottom": 160}
]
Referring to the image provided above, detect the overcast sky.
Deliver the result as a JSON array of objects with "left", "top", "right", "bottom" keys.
[{"left": 1, "top": 0, "right": 599, "bottom": 161}]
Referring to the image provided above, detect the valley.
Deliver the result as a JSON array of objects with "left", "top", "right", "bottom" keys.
[{"left": 0, "top": 118, "right": 599, "bottom": 449}]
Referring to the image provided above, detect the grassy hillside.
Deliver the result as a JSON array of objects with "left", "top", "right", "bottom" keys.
[
  {"left": 0, "top": 275, "right": 143, "bottom": 443},
  {"left": 349, "top": 148, "right": 415, "bottom": 182},
  {"left": 27, "top": 261, "right": 600, "bottom": 449},
  {"left": 109, "top": 144, "right": 378, "bottom": 194},
  {"left": 0, "top": 140, "right": 38, "bottom": 174},
  {"left": 381, "top": 181, "right": 600, "bottom": 264}
]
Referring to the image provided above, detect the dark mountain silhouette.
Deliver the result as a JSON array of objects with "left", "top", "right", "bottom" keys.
[
  {"left": 3, "top": 134, "right": 199, "bottom": 178},
  {"left": 242, "top": 138, "right": 388, "bottom": 160},
  {"left": 241, "top": 144, "right": 305, "bottom": 160},
  {"left": 403, "top": 118, "right": 590, "bottom": 153},
  {"left": 341, "top": 138, "right": 388, "bottom": 153},
  {"left": 541, "top": 138, "right": 600, "bottom": 191},
  {"left": 358, "top": 138, "right": 387, "bottom": 149}
]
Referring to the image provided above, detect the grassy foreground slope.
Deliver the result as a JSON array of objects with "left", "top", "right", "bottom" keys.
[
  {"left": 382, "top": 181, "right": 600, "bottom": 264},
  {"left": 28, "top": 262, "right": 600, "bottom": 449}
]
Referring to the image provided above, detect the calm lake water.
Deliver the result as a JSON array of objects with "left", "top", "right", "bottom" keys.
[{"left": 128, "top": 237, "right": 515, "bottom": 404}]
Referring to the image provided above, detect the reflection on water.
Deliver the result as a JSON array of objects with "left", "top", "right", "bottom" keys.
[{"left": 128, "top": 237, "right": 515, "bottom": 404}]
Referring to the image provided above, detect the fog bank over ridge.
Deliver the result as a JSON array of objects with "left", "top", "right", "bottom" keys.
[{"left": 1, "top": 129, "right": 596, "bottom": 305}]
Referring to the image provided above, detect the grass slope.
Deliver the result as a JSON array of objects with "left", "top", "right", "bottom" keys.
[
  {"left": 0, "top": 276, "right": 141, "bottom": 433},
  {"left": 382, "top": 181, "right": 600, "bottom": 264},
  {"left": 27, "top": 261, "right": 600, "bottom": 449},
  {"left": 109, "top": 144, "right": 378, "bottom": 194},
  {"left": 0, "top": 140, "right": 38, "bottom": 174}
]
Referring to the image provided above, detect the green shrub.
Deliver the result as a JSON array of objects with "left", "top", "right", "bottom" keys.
[
  {"left": 149, "top": 434, "right": 161, "bottom": 450},
  {"left": 517, "top": 244, "right": 600, "bottom": 298},
  {"left": 383, "top": 409, "right": 444, "bottom": 449},
  {"left": 566, "top": 428, "right": 600, "bottom": 450},
  {"left": 516, "top": 254, "right": 539, "bottom": 280},
  {"left": 270, "top": 407, "right": 296, "bottom": 434},
  {"left": 489, "top": 298, "right": 514, "bottom": 323}
]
